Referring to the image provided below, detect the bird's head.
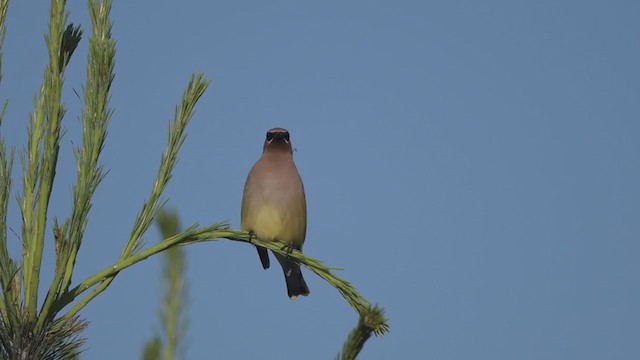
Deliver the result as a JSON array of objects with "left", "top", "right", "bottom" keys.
[{"left": 263, "top": 127, "right": 293, "bottom": 154}]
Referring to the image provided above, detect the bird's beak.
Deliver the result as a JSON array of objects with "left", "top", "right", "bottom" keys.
[{"left": 269, "top": 132, "right": 289, "bottom": 144}]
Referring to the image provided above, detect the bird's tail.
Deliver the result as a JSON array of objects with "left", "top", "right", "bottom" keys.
[
  {"left": 256, "top": 246, "right": 270, "bottom": 269},
  {"left": 275, "top": 253, "right": 310, "bottom": 300}
]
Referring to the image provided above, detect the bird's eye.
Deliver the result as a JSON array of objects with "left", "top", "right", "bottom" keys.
[
  {"left": 283, "top": 133, "right": 290, "bottom": 141},
  {"left": 266, "top": 132, "right": 275, "bottom": 141}
]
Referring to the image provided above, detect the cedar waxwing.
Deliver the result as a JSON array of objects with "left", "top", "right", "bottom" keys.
[{"left": 241, "top": 128, "right": 310, "bottom": 299}]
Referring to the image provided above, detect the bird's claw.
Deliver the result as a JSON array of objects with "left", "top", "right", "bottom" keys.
[{"left": 281, "top": 242, "right": 295, "bottom": 255}]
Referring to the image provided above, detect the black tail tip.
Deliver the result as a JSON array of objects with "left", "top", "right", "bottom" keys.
[
  {"left": 286, "top": 273, "right": 310, "bottom": 300},
  {"left": 288, "top": 289, "right": 310, "bottom": 300},
  {"left": 256, "top": 246, "right": 270, "bottom": 269}
]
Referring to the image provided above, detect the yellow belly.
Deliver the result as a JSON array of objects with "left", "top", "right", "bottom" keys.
[
  {"left": 242, "top": 201, "right": 305, "bottom": 247},
  {"left": 252, "top": 204, "right": 285, "bottom": 241}
]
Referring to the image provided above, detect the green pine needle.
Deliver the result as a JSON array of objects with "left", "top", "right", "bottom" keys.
[{"left": 336, "top": 305, "right": 388, "bottom": 360}]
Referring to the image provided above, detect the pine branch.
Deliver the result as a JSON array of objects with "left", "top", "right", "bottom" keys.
[
  {"left": 51, "top": 72, "right": 211, "bottom": 325},
  {"left": 0, "top": 313, "right": 87, "bottom": 360},
  {"left": 37, "top": 24, "right": 86, "bottom": 333},
  {"left": 57, "top": 0, "right": 110, "bottom": 298},
  {"left": 335, "top": 305, "right": 387, "bottom": 360},
  {"left": 21, "top": 0, "right": 80, "bottom": 320},
  {"left": 0, "top": 0, "right": 7, "bottom": 85},
  {"left": 0, "top": 0, "right": 18, "bottom": 330},
  {"left": 38, "top": 0, "right": 108, "bottom": 332},
  {"left": 225, "top": 232, "right": 391, "bottom": 336},
  {"left": 124, "top": 73, "right": 210, "bottom": 257},
  {"left": 142, "top": 336, "right": 162, "bottom": 360},
  {"left": 141, "top": 209, "right": 188, "bottom": 360},
  {"left": 50, "top": 225, "right": 392, "bottom": 339},
  {"left": 0, "top": 134, "right": 16, "bottom": 327},
  {"left": 54, "top": 223, "right": 228, "bottom": 323},
  {"left": 156, "top": 210, "right": 187, "bottom": 360}
]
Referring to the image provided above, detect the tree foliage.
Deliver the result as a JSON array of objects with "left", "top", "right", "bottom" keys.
[{"left": 0, "top": 1, "right": 388, "bottom": 358}]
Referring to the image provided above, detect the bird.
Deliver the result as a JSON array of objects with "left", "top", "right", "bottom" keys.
[{"left": 241, "top": 127, "right": 310, "bottom": 299}]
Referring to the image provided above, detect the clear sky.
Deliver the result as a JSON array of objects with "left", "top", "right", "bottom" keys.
[{"left": 1, "top": 1, "right": 639, "bottom": 359}]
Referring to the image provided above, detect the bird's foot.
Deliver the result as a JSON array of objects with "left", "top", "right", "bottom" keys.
[
  {"left": 281, "top": 242, "right": 295, "bottom": 256},
  {"left": 248, "top": 230, "right": 255, "bottom": 243}
]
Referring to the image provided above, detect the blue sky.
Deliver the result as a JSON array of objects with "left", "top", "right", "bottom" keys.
[{"left": 1, "top": 1, "right": 639, "bottom": 359}]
